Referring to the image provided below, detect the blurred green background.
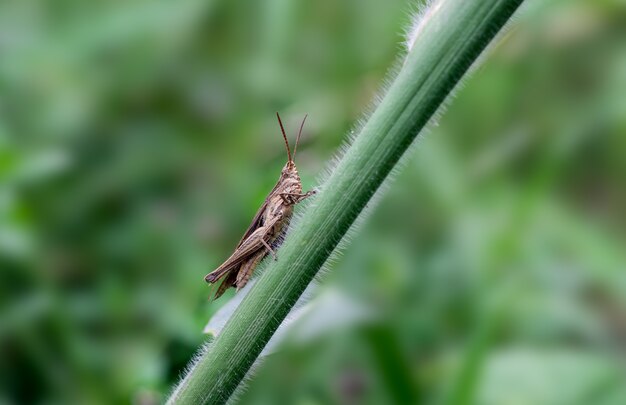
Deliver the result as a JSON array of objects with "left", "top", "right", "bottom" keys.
[{"left": 1, "top": 0, "right": 626, "bottom": 403}]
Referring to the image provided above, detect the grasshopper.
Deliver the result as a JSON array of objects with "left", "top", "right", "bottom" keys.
[{"left": 205, "top": 113, "right": 316, "bottom": 299}]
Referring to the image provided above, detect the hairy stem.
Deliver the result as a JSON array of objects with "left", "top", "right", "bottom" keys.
[{"left": 168, "top": 0, "right": 525, "bottom": 403}]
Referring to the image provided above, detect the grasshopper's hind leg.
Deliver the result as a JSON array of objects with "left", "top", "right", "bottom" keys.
[
  {"left": 236, "top": 251, "right": 265, "bottom": 291},
  {"left": 213, "top": 270, "right": 238, "bottom": 300}
]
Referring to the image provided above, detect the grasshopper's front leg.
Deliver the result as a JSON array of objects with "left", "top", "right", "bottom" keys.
[{"left": 279, "top": 190, "right": 316, "bottom": 205}]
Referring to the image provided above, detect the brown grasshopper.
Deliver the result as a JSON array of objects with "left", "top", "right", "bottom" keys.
[{"left": 205, "top": 113, "right": 316, "bottom": 299}]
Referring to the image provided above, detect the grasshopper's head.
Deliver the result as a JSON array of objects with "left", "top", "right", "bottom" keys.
[
  {"left": 279, "top": 160, "right": 302, "bottom": 194},
  {"left": 276, "top": 112, "right": 307, "bottom": 184},
  {"left": 282, "top": 160, "right": 298, "bottom": 175}
]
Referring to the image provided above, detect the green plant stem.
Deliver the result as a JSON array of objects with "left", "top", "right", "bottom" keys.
[{"left": 168, "top": 0, "right": 525, "bottom": 403}]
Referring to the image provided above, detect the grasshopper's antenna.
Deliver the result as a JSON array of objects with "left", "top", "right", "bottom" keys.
[
  {"left": 276, "top": 112, "right": 292, "bottom": 162},
  {"left": 293, "top": 114, "right": 308, "bottom": 161}
]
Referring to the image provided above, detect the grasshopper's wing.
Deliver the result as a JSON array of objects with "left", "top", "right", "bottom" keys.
[
  {"left": 205, "top": 226, "right": 269, "bottom": 284},
  {"left": 213, "top": 270, "right": 238, "bottom": 300},
  {"left": 235, "top": 178, "right": 284, "bottom": 247},
  {"left": 206, "top": 197, "right": 270, "bottom": 286},
  {"left": 205, "top": 211, "right": 283, "bottom": 285}
]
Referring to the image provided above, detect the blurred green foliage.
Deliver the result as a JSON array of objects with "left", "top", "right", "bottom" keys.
[{"left": 1, "top": 0, "right": 625, "bottom": 404}]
